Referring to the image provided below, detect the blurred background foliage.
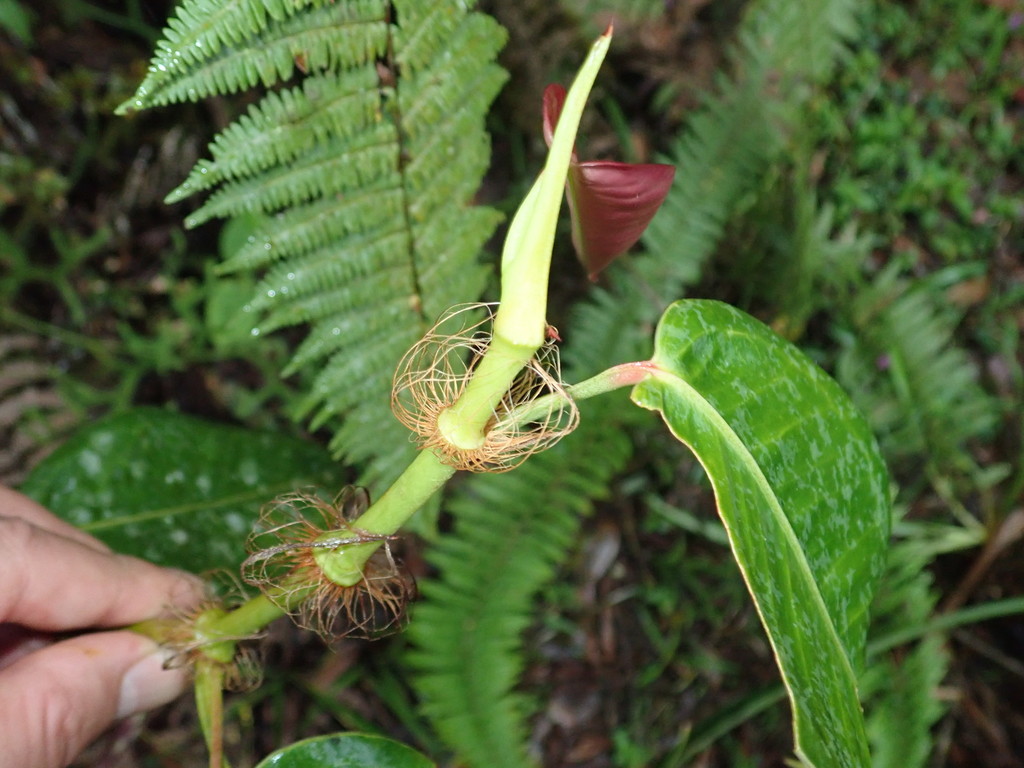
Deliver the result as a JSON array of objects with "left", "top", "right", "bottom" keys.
[{"left": 1, "top": 0, "right": 1022, "bottom": 766}]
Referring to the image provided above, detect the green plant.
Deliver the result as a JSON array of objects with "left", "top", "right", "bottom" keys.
[
  {"left": 0, "top": 0, "right": 33, "bottom": 44},
  {"left": 814, "top": 0, "right": 1021, "bottom": 264},
  {"left": 647, "top": 1, "right": 1020, "bottom": 761},
  {"left": 20, "top": 20, "right": 901, "bottom": 768},
  {"left": 834, "top": 263, "right": 1000, "bottom": 485}
]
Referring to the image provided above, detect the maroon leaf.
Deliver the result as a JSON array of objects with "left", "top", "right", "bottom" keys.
[
  {"left": 567, "top": 161, "right": 676, "bottom": 279},
  {"left": 542, "top": 84, "right": 675, "bottom": 279},
  {"left": 542, "top": 84, "right": 572, "bottom": 152}
]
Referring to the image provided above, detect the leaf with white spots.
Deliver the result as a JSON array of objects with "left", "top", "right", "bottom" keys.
[
  {"left": 20, "top": 407, "right": 342, "bottom": 574},
  {"left": 255, "top": 732, "right": 434, "bottom": 768},
  {"left": 631, "top": 300, "right": 890, "bottom": 768}
]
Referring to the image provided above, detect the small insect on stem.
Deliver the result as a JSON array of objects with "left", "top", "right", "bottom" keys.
[
  {"left": 242, "top": 531, "right": 398, "bottom": 568},
  {"left": 241, "top": 487, "right": 416, "bottom": 640},
  {"left": 312, "top": 530, "right": 403, "bottom": 576},
  {"left": 309, "top": 531, "right": 400, "bottom": 551}
]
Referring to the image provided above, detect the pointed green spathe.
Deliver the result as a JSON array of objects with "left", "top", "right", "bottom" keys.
[{"left": 493, "top": 28, "right": 613, "bottom": 348}]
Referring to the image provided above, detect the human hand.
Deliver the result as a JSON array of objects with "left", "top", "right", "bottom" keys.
[{"left": 0, "top": 486, "right": 204, "bottom": 768}]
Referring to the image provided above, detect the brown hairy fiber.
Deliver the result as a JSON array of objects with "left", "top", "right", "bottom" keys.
[
  {"left": 161, "top": 593, "right": 265, "bottom": 692},
  {"left": 242, "top": 487, "right": 415, "bottom": 641},
  {"left": 391, "top": 303, "right": 579, "bottom": 472}
]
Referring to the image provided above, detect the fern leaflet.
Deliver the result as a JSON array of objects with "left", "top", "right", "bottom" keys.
[{"left": 835, "top": 266, "right": 999, "bottom": 476}]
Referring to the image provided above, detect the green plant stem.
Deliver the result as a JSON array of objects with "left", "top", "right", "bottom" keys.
[
  {"left": 188, "top": 454, "right": 453, "bottom": 641},
  {"left": 194, "top": 657, "right": 229, "bottom": 768},
  {"left": 507, "top": 360, "right": 658, "bottom": 425},
  {"left": 315, "top": 31, "right": 613, "bottom": 583},
  {"left": 436, "top": 333, "right": 536, "bottom": 448},
  {"left": 195, "top": 451, "right": 454, "bottom": 641},
  {"left": 129, "top": 617, "right": 186, "bottom": 643},
  {"left": 198, "top": 359, "right": 650, "bottom": 637},
  {"left": 315, "top": 449, "right": 456, "bottom": 586},
  {"left": 200, "top": 593, "right": 292, "bottom": 641},
  {"left": 315, "top": 366, "right": 657, "bottom": 590},
  {"left": 436, "top": 29, "right": 613, "bottom": 450},
  {"left": 159, "top": 357, "right": 655, "bottom": 729}
]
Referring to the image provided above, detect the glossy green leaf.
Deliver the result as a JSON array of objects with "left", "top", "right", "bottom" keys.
[
  {"left": 255, "top": 733, "right": 434, "bottom": 768},
  {"left": 20, "top": 407, "right": 342, "bottom": 574},
  {"left": 631, "top": 300, "right": 890, "bottom": 768}
]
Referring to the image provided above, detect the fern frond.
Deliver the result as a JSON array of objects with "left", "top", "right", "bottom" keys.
[
  {"left": 124, "top": 1, "right": 507, "bottom": 482},
  {"left": 247, "top": 229, "right": 408, "bottom": 317},
  {"left": 167, "top": 4, "right": 388, "bottom": 101},
  {"left": 738, "top": 0, "right": 857, "bottom": 86},
  {"left": 297, "top": 323, "right": 415, "bottom": 442},
  {"left": 283, "top": 302, "right": 408, "bottom": 372},
  {"left": 217, "top": 185, "right": 407, "bottom": 274},
  {"left": 860, "top": 520, "right": 954, "bottom": 768},
  {"left": 398, "top": 21, "right": 507, "bottom": 130},
  {"left": 259, "top": 266, "right": 411, "bottom": 331},
  {"left": 394, "top": 1, "right": 475, "bottom": 72},
  {"left": 835, "top": 267, "right": 998, "bottom": 474},
  {"left": 561, "top": 275, "right": 656, "bottom": 378},
  {"left": 140, "top": 0, "right": 320, "bottom": 89},
  {"left": 644, "top": 0, "right": 858, "bottom": 289},
  {"left": 865, "top": 634, "right": 948, "bottom": 768},
  {"left": 412, "top": 209, "right": 498, "bottom": 317}
]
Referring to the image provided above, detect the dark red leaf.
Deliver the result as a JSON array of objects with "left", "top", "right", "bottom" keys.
[
  {"left": 542, "top": 83, "right": 569, "bottom": 151},
  {"left": 542, "top": 83, "right": 675, "bottom": 279},
  {"left": 567, "top": 161, "right": 675, "bottom": 279}
]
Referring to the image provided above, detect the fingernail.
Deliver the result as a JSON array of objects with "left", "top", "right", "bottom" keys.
[{"left": 117, "top": 644, "right": 188, "bottom": 718}]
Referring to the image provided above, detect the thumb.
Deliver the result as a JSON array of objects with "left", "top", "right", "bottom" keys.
[{"left": 0, "top": 630, "right": 189, "bottom": 768}]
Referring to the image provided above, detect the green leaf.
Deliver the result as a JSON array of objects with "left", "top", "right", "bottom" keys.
[
  {"left": 20, "top": 407, "right": 342, "bottom": 574},
  {"left": 0, "top": 0, "right": 33, "bottom": 45},
  {"left": 255, "top": 733, "right": 434, "bottom": 768},
  {"left": 631, "top": 300, "right": 890, "bottom": 768}
]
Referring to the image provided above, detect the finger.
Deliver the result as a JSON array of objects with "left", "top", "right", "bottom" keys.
[
  {"left": 0, "top": 486, "right": 108, "bottom": 552},
  {"left": 0, "top": 624, "right": 52, "bottom": 670},
  {"left": 0, "top": 630, "right": 189, "bottom": 768},
  {"left": 0, "top": 517, "right": 203, "bottom": 630}
]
